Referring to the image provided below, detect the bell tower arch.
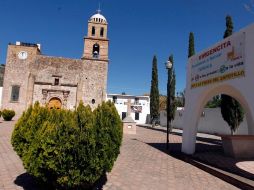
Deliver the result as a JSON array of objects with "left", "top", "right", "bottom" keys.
[{"left": 82, "top": 10, "right": 109, "bottom": 61}]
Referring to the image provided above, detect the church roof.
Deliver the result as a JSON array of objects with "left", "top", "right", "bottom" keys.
[{"left": 89, "top": 12, "right": 107, "bottom": 24}]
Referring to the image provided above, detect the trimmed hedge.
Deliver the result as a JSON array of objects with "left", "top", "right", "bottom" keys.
[
  {"left": 2, "top": 109, "right": 15, "bottom": 121},
  {"left": 11, "top": 101, "right": 122, "bottom": 189}
]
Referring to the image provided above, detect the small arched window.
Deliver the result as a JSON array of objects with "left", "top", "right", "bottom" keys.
[
  {"left": 92, "top": 26, "right": 95, "bottom": 36},
  {"left": 100, "top": 27, "right": 104, "bottom": 37},
  {"left": 93, "top": 43, "right": 100, "bottom": 58}
]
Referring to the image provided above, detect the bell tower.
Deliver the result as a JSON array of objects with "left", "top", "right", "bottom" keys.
[{"left": 82, "top": 10, "right": 109, "bottom": 61}]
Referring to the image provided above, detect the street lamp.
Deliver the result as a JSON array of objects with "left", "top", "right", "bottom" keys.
[{"left": 165, "top": 60, "right": 172, "bottom": 150}]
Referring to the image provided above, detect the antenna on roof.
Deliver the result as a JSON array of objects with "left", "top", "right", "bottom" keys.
[{"left": 97, "top": 2, "right": 101, "bottom": 14}]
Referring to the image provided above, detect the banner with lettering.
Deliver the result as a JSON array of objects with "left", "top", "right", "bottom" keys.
[{"left": 190, "top": 32, "right": 245, "bottom": 88}]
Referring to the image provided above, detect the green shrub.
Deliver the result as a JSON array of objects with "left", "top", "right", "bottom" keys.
[
  {"left": 93, "top": 101, "right": 123, "bottom": 172},
  {"left": 2, "top": 109, "right": 15, "bottom": 121},
  {"left": 12, "top": 102, "right": 48, "bottom": 158},
  {"left": 11, "top": 101, "right": 123, "bottom": 189}
]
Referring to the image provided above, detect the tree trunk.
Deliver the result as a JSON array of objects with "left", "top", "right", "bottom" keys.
[
  {"left": 169, "top": 121, "right": 173, "bottom": 133},
  {"left": 231, "top": 129, "right": 236, "bottom": 135}
]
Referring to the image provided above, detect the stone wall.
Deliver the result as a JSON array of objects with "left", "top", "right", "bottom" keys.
[
  {"left": 0, "top": 64, "right": 5, "bottom": 86},
  {"left": 33, "top": 84, "right": 77, "bottom": 110},
  {"left": 87, "top": 22, "right": 108, "bottom": 39},
  {"left": 160, "top": 108, "right": 248, "bottom": 135},
  {"left": 83, "top": 18, "right": 109, "bottom": 61},
  {"left": 2, "top": 45, "right": 40, "bottom": 115},
  {"left": 1, "top": 12, "right": 110, "bottom": 116},
  {"left": 83, "top": 38, "right": 109, "bottom": 61},
  {"left": 2, "top": 44, "right": 108, "bottom": 116}
]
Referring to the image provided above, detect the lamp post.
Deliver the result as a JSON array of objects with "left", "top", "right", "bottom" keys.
[{"left": 165, "top": 60, "right": 172, "bottom": 150}]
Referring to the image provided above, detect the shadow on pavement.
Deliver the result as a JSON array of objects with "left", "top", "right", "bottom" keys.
[
  {"left": 93, "top": 173, "right": 108, "bottom": 190},
  {"left": 141, "top": 140, "right": 254, "bottom": 190},
  {"left": 14, "top": 172, "right": 107, "bottom": 190},
  {"left": 14, "top": 173, "right": 53, "bottom": 190}
]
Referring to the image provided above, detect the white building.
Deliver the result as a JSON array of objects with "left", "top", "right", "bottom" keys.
[{"left": 106, "top": 94, "right": 150, "bottom": 124}]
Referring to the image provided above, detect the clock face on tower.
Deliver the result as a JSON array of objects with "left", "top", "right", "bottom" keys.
[{"left": 18, "top": 51, "right": 28, "bottom": 60}]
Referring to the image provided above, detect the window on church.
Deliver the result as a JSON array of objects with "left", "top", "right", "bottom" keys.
[
  {"left": 11, "top": 85, "right": 20, "bottom": 102},
  {"left": 135, "top": 112, "right": 139, "bottom": 120},
  {"left": 93, "top": 43, "right": 100, "bottom": 58},
  {"left": 92, "top": 26, "right": 95, "bottom": 36},
  {"left": 54, "top": 78, "right": 59, "bottom": 85},
  {"left": 100, "top": 27, "right": 104, "bottom": 37}
]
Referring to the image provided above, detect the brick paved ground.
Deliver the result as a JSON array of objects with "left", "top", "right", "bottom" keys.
[
  {"left": 0, "top": 120, "right": 24, "bottom": 190},
  {"left": 103, "top": 126, "right": 239, "bottom": 190},
  {"left": 0, "top": 120, "right": 249, "bottom": 190}
]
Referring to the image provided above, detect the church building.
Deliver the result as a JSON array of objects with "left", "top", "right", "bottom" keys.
[{"left": 1, "top": 10, "right": 109, "bottom": 116}]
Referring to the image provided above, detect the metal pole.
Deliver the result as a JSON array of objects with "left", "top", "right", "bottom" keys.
[{"left": 166, "top": 67, "right": 171, "bottom": 150}]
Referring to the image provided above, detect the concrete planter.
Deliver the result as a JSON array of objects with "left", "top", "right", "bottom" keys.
[{"left": 221, "top": 135, "right": 254, "bottom": 158}]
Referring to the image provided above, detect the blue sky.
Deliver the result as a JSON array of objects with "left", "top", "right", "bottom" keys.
[{"left": 0, "top": 0, "right": 253, "bottom": 95}]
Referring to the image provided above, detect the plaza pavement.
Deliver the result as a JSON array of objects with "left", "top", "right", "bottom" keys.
[
  {"left": 0, "top": 120, "right": 24, "bottom": 190},
  {"left": 0, "top": 119, "right": 253, "bottom": 190},
  {"left": 103, "top": 126, "right": 241, "bottom": 190}
]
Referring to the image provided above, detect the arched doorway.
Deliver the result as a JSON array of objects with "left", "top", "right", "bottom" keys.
[
  {"left": 197, "top": 94, "right": 247, "bottom": 135},
  {"left": 182, "top": 84, "right": 254, "bottom": 154},
  {"left": 48, "top": 97, "right": 62, "bottom": 110},
  {"left": 194, "top": 90, "right": 249, "bottom": 154}
]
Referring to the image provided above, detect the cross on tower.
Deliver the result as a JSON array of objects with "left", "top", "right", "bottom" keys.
[
  {"left": 97, "top": 2, "right": 101, "bottom": 13},
  {"left": 124, "top": 99, "right": 134, "bottom": 116}
]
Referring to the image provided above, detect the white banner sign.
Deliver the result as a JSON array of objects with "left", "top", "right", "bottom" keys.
[{"left": 190, "top": 33, "right": 245, "bottom": 88}]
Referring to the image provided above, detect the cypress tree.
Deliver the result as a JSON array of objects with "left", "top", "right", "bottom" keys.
[
  {"left": 223, "top": 15, "right": 233, "bottom": 38},
  {"left": 168, "top": 55, "right": 176, "bottom": 122},
  {"left": 188, "top": 32, "right": 195, "bottom": 58},
  {"left": 185, "top": 32, "right": 195, "bottom": 108},
  {"left": 150, "top": 55, "right": 160, "bottom": 122},
  {"left": 220, "top": 15, "right": 244, "bottom": 135}
]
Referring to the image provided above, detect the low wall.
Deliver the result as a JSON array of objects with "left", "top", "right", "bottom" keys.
[{"left": 160, "top": 108, "right": 248, "bottom": 135}]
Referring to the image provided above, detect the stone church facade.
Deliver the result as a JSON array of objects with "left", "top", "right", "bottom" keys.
[{"left": 1, "top": 11, "right": 109, "bottom": 116}]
